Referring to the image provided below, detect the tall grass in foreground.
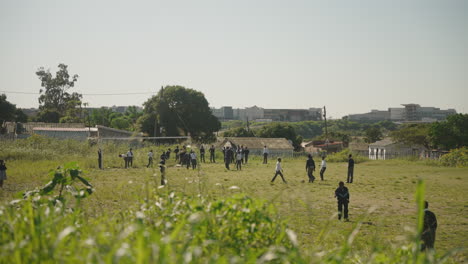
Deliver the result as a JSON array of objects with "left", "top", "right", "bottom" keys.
[{"left": 0, "top": 180, "right": 461, "bottom": 263}]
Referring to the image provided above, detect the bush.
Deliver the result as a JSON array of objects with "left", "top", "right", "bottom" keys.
[
  {"left": 439, "top": 147, "right": 468, "bottom": 168},
  {"left": 326, "top": 149, "right": 368, "bottom": 163},
  {"left": 0, "top": 191, "right": 303, "bottom": 263}
]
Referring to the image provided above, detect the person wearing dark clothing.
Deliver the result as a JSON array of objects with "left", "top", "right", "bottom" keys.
[
  {"left": 421, "top": 201, "right": 438, "bottom": 251},
  {"left": 159, "top": 159, "right": 166, "bottom": 186},
  {"left": 98, "top": 148, "right": 103, "bottom": 169},
  {"left": 174, "top": 146, "right": 180, "bottom": 162},
  {"left": 224, "top": 147, "right": 232, "bottom": 170},
  {"left": 230, "top": 148, "right": 235, "bottom": 163},
  {"left": 209, "top": 145, "right": 216, "bottom": 163},
  {"left": 185, "top": 152, "right": 191, "bottom": 169},
  {"left": 244, "top": 147, "right": 250, "bottom": 164},
  {"left": 160, "top": 151, "right": 167, "bottom": 162},
  {"left": 179, "top": 148, "right": 186, "bottom": 165},
  {"left": 305, "top": 154, "right": 316, "bottom": 183},
  {"left": 222, "top": 147, "right": 226, "bottom": 161},
  {"left": 271, "top": 158, "right": 287, "bottom": 183},
  {"left": 166, "top": 148, "right": 171, "bottom": 160},
  {"left": 200, "top": 145, "right": 206, "bottom": 163},
  {"left": 335, "top": 181, "right": 350, "bottom": 221},
  {"left": 347, "top": 154, "right": 354, "bottom": 183},
  {"left": 0, "top": 160, "right": 7, "bottom": 188}
]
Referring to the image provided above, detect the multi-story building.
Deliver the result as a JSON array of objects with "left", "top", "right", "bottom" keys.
[
  {"left": 212, "top": 106, "right": 322, "bottom": 122},
  {"left": 348, "top": 104, "right": 456, "bottom": 122}
]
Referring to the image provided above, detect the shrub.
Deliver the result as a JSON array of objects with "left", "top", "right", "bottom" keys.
[
  {"left": 439, "top": 147, "right": 468, "bottom": 168},
  {"left": 326, "top": 149, "right": 368, "bottom": 163}
]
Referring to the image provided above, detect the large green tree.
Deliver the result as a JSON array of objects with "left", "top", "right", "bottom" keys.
[
  {"left": 139, "top": 86, "right": 220, "bottom": 140},
  {"left": 430, "top": 114, "right": 468, "bottom": 150},
  {"left": 390, "top": 124, "right": 432, "bottom": 150},
  {"left": 256, "top": 122, "right": 302, "bottom": 150},
  {"left": 36, "top": 64, "right": 82, "bottom": 123},
  {"left": 364, "top": 125, "right": 383, "bottom": 143},
  {"left": 0, "top": 94, "right": 27, "bottom": 124}
]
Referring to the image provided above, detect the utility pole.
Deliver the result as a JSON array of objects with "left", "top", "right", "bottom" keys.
[{"left": 323, "top": 106, "right": 329, "bottom": 154}]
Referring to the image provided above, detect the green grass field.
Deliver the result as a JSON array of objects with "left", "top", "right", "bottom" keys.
[{"left": 0, "top": 142, "right": 467, "bottom": 263}]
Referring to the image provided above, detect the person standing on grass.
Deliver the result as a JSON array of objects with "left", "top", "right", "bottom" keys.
[
  {"left": 159, "top": 159, "right": 166, "bottom": 186},
  {"left": 0, "top": 160, "right": 7, "bottom": 188},
  {"left": 244, "top": 146, "right": 250, "bottom": 164},
  {"left": 200, "top": 145, "right": 206, "bottom": 163},
  {"left": 347, "top": 154, "right": 354, "bottom": 183},
  {"left": 263, "top": 146, "right": 269, "bottom": 164},
  {"left": 179, "top": 147, "right": 186, "bottom": 165},
  {"left": 190, "top": 150, "right": 197, "bottom": 170},
  {"left": 320, "top": 156, "right": 327, "bottom": 181},
  {"left": 421, "top": 201, "right": 438, "bottom": 251},
  {"left": 271, "top": 158, "right": 287, "bottom": 183},
  {"left": 147, "top": 150, "right": 154, "bottom": 168},
  {"left": 209, "top": 145, "right": 216, "bottom": 163},
  {"left": 335, "top": 181, "right": 350, "bottom": 221},
  {"left": 224, "top": 146, "right": 232, "bottom": 170},
  {"left": 236, "top": 149, "right": 243, "bottom": 170},
  {"left": 185, "top": 150, "right": 191, "bottom": 169},
  {"left": 174, "top": 146, "right": 180, "bottom": 162},
  {"left": 98, "top": 148, "right": 103, "bottom": 170},
  {"left": 126, "top": 148, "right": 134, "bottom": 168},
  {"left": 305, "top": 154, "right": 316, "bottom": 183},
  {"left": 160, "top": 151, "right": 167, "bottom": 162},
  {"left": 166, "top": 148, "right": 171, "bottom": 160}
]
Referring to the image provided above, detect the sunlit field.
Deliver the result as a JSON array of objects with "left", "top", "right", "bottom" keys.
[{"left": 0, "top": 138, "right": 466, "bottom": 263}]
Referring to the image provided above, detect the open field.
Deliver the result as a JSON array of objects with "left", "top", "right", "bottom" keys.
[{"left": 0, "top": 142, "right": 467, "bottom": 263}]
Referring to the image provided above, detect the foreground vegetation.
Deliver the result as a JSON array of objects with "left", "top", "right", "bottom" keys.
[{"left": 0, "top": 139, "right": 467, "bottom": 263}]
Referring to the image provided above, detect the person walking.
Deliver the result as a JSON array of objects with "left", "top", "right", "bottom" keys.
[
  {"left": 244, "top": 147, "right": 250, "bottom": 164},
  {"left": 236, "top": 149, "right": 243, "bottom": 170},
  {"left": 174, "top": 146, "right": 180, "bottom": 162},
  {"left": 190, "top": 150, "right": 197, "bottom": 170},
  {"left": 271, "top": 158, "right": 287, "bottom": 183},
  {"left": 320, "top": 156, "right": 327, "bottom": 181},
  {"left": 209, "top": 145, "right": 216, "bottom": 163},
  {"left": 263, "top": 146, "right": 269, "bottom": 164},
  {"left": 421, "top": 201, "right": 438, "bottom": 251},
  {"left": 335, "top": 181, "right": 350, "bottom": 221},
  {"left": 0, "top": 160, "right": 7, "bottom": 188},
  {"left": 147, "top": 150, "right": 154, "bottom": 168},
  {"left": 305, "top": 154, "right": 316, "bottom": 183},
  {"left": 224, "top": 147, "right": 232, "bottom": 170},
  {"left": 160, "top": 151, "right": 167, "bottom": 162},
  {"left": 126, "top": 148, "right": 134, "bottom": 168},
  {"left": 347, "top": 154, "right": 354, "bottom": 183},
  {"left": 200, "top": 145, "right": 206, "bottom": 163},
  {"left": 98, "top": 148, "right": 103, "bottom": 169}
]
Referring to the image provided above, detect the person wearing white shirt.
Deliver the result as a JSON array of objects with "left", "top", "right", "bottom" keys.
[
  {"left": 271, "top": 158, "right": 287, "bottom": 183},
  {"left": 147, "top": 150, "right": 154, "bottom": 168},
  {"left": 236, "top": 150, "right": 243, "bottom": 170},
  {"left": 263, "top": 146, "right": 269, "bottom": 164},
  {"left": 320, "top": 156, "right": 327, "bottom": 180},
  {"left": 190, "top": 150, "right": 197, "bottom": 170}
]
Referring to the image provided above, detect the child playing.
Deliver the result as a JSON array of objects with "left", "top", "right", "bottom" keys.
[{"left": 271, "top": 158, "right": 287, "bottom": 183}]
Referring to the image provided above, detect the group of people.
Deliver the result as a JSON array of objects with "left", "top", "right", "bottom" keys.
[
  {"left": 221, "top": 145, "right": 250, "bottom": 170},
  {"left": 99, "top": 144, "right": 438, "bottom": 251}
]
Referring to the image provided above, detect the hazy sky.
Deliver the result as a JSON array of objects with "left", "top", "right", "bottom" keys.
[{"left": 1, "top": 0, "right": 467, "bottom": 118}]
